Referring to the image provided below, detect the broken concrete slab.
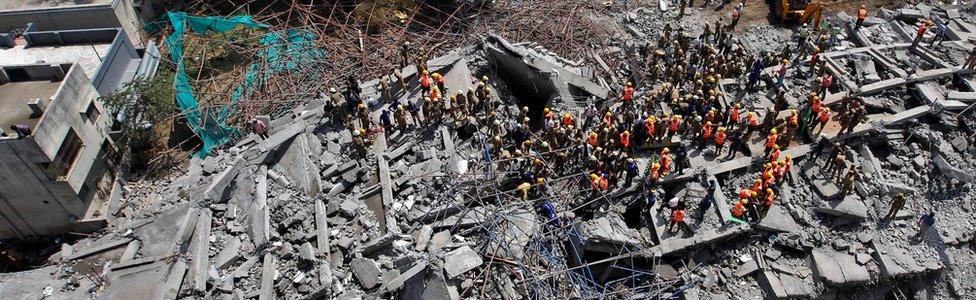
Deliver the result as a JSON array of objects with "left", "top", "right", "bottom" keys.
[
  {"left": 810, "top": 249, "right": 871, "bottom": 286},
  {"left": 68, "top": 238, "right": 133, "bottom": 261},
  {"left": 189, "top": 210, "right": 212, "bottom": 293},
  {"left": 350, "top": 257, "right": 381, "bottom": 289},
  {"left": 383, "top": 261, "right": 428, "bottom": 292},
  {"left": 755, "top": 206, "right": 802, "bottom": 233},
  {"left": 314, "top": 199, "right": 331, "bottom": 255},
  {"left": 215, "top": 236, "right": 243, "bottom": 270},
  {"left": 872, "top": 241, "right": 943, "bottom": 278},
  {"left": 260, "top": 253, "right": 275, "bottom": 300},
  {"left": 816, "top": 196, "right": 868, "bottom": 219},
  {"left": 443, "top": 246, "right": 483, "bottom": 278}
]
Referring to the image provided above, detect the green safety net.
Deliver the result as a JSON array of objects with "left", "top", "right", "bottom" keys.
[{"left": 163, "top": 12, "right": 324, "bottom": 157}]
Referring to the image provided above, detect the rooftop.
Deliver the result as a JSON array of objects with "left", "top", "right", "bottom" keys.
[
  {"left": 0, "top": 0, "right": 113, "bottom": 12},
  {"left": 0, "top": 79, "right": 60, "bottom": 134},
  {"left": 0, "top": 42, "right": 111, "bottom": 79}
]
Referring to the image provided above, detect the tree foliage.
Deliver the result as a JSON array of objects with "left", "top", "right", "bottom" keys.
[{"left": 99, "top": 69, "right": 176, "bottom": 173}]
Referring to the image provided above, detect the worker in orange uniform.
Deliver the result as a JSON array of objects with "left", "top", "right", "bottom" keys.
[
  {"left": 855, "top": 5, "right": 868, "bottom": 30},
  {"left": 699, "top": 121, "right": 713, "bottom": 150},
  {"left": 726, "top": 103, "right": 741, "bottom": 131},
  {"left": 431, "top": 72, "right": 445, "bottom": 92},
  {"left": 910, "top": 20, "right": 931, "bottom": 53},
  {"left": 622, "top": 82, "right": 635, "bottom": 107},
  {"left": 562, "top": 113, "right": 574, "bottom": 127},
  {"left": 764, "top": 129, "right": 778, "bottom": 157},
  {"left": 587, "top": 131, "right": 599, "bottom": 147},
  {"left": 419, "top": 70, "right": 432, "bottom": 94},
  {"left": 659, "top": 148, "right": 672, "bottom": 176},
  {"left": 620, "top": 130, "right": 632, "bottom": 150},
  {"left": 769, "top": 144, "right": 781, "bottom": 162},
  {"left": 714, "top": 127, "right": 727, "bottom": 156},
  {"left": 761, "top": 188, "right": 775, "bottom": 217},
  {"left": 745, "top": 111, "right": 759, "bottom": 138},
  {"left": 649, "top": 163, "right": 661, "bottom": 183},
  {"left": 731, "top": 199, "right": 748, "bottom": 221},
  {"left": 667, "top": 115, "right": 682, "bottom": 141},
  {"left": 812, "top": 107, "right": 831, "bottom": 135},
  {"left": 668, "top": 208, "right": 688, "bottom": 235},
  {"left": 645, "top": 115, "right": 658, "bottom": 145},
  {"left": 762, "top": 164, "right": 776, "bottom": 188},
  {"left": 749, "top": 178, "right": 763, "bottom": 194}
]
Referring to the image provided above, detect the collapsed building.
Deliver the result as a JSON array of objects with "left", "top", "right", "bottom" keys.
[{"left": 0, "top": 1, "right": 975, "bottom": 300}]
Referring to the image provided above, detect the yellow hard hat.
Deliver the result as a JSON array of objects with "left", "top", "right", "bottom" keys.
[
  {"left": 719, "top": 127, "right": 727, "bottom": 132},
  {"left": 422, "top": 70, "right": 429, "bottom": 75},
  {"left": 662, "top": 147, "right": 670, "bottom": 153},
  {"left": 771, "top": 128, "right": 778, "bottom": 134}
]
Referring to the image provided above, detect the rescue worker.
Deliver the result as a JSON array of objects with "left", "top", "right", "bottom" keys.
[
  {"left": 419, "top": 70, "right": 432, "bottom": 94},
  {"left": 699, "top": 121, "right": 714, "bottom": 150},
  {"left": 517, "top": 181, "right": 532, "bottom": 201},
  {"left": 726, "top": 103, "right": 740, "bottom": 130},
  {"left": 910, "top": 20, "right": 931, "bottom": 53},
  {"left": 659, "top": 148, "right": 673, "bottom": 176},
  {"left": 769, "top": 144, "right": 781, "bottom": 162},
  {"left": 855, "top": 5, "right": 868, "bottom": 31},
  {"left": 668, "top": 208, "right": 688, "bottom": 235},
  {"left": 622, "top": 82, "right": 635, "bottom": 106},
  {"left": 432, "top": 72, "right": 445, "bottom": 93},
  {"left": 250, "top": 119, "right": 269, "bottom": 140},
  {"left": 812, "top": 107, "right": 831, "bottom": 135},
  {"left": 649, "top": 163, "right": 662, "bottom": 183},
  {"left": 840, "top": 167, "right": 859, "bottom": 196},
  {"left": 714, "top": 127, "right": 728, "bottom": 156},
  {"left": 745, "top": 111, "right": 759, "bottom": 138},
  {"left": 764, "top": 128, "right": 778, "bottom": 157},
  {"left": 620, "top": 130, "right": 632, "bottom": 150},
  {"left": 884, "top": 193, "right": 907, "bottom": 220},
  {"left": 731, "top": 199, "right": 748, "bottom": 221},
  {"left": 761, "top": 188, "right": 775, "bottom": 217}
]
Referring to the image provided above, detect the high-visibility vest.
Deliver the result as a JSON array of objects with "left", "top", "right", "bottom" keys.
[
  {"left": 660, "top": 155, "right": 671, "bottom": 169},
  {"left": 623, "top": 87, "right": 634, "bottom": 101},
  {"left": 765, "top": 134, "right": 778, "bottom": 148},
  {"left": 600, "top": 177, "right": 608, "bottom": 190},
  {"left": 811, "top": 98, "right": 822, "bottom": 113},
  {"left": 672, "top": 210, "right": 685, "bottom": 223},
  {"left": 588, "top": 133, "right": 598, "bottom": 147},
  {"left": 620, "top": 133, "right": 631, "bottom": 148},
  {"left": 764, "top": 192, "right": 775, "bottom": 206},
  {"left": 562, "top": 115, "right": 574, "bottom": 126},
  {"left": 748, "top": 115, "right": 759, "bottom": 126},
  {"left": 715, "top": 132, "right": 727, "bottom": 145},
  {"left": 669, "top": 117, "right": 680, "bottom": 131},
  {"left": 857, "top": 9, "right": 867, "bottom": 20},
  {"left": 739, "top": 189, "right": 752, "bottom": 199},
  {"left": 788, "top": 115, "right": 798, "bottom": 126},
  {"left": 818, "top": 110, "right": 830, "bottom": 123},
  {"left": 432, "top": 73, "right": 444, "bottom": 84},
  {"left": 702, "top": 125, "right": 713, "bottom": 139},
  {"left": 730, "top": 108, "right": 740, "bottom": 122},
  {"left": 420, "top": 74, "right": 431, "bottom": 87},
  {"left": 732, "top": 202, "right": 746, "bottom": 217},
  {"left": 645, "top": 120, "right": 656, "bottom": 135},
  {"left": 770, "top": 149, "right": 781, "bottom": 161}
]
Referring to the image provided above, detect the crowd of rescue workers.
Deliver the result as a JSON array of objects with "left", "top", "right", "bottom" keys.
[{"left": 244, "top": 4, "right": 966, "bottom": 237}]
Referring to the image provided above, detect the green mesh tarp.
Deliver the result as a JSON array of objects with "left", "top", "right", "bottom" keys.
[{"left": 164, "top": 12, "right": 324, "bottom": 157}]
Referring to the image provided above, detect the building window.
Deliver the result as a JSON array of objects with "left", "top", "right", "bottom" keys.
[
  {"left": 49, "top": 129, "right": 84, "bottom": 181},
  {"left": 84, "top": 101, "right": 100, "bottom": 123}
]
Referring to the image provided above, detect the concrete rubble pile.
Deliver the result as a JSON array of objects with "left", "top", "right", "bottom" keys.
[{"left": 3, "top": 1, "right": 976, "bottom": 299}]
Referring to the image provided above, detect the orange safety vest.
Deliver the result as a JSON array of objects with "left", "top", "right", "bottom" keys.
[
  {"left": 763, "top": 171, "right": 776, "bottom": 186},
  {"left": 775, "top": 164, "right": 787, "bottom": 178},
  {"left": 544, "top": 111, "right": 554, "bottom": 120},
  {"left": 811, "top": 98, "right": 822, "bottom": 113},
  {"left": 702, "top": 125, "right": 713, "bottom": 139},
  {"left": 649, "top": 165, "right": 661, "bottom": 181},
  {"left": 732, "top": 202, "right": 746, "bottom": 217},
  {"left": 818, "top": 110, "right": 830, "bottom": 123},
  {"left": 432, "top": 73, "right": 444, "bottom": 84},
  {"left": 788, "top": 114, "right": 798, "bottom": 126},
  {"left": 622, "top": 87, "right": 634, "bottom": 101},
  {"left": 715, "top": 131, "right": 727, "bottom": 145},
  {"left": 770, "top": 149, "right": 781, "bottom": 161},
  {"left": 750, "top": 180, "right": 763, "bottom": 192},
  {"left": 669, "top": 117, "right": 681, "bottom": 131},
  {"left": 587, "top": 133, "right": 598, "bottom": 147},
  {"left": 420, "top": 74, "right": 431, "bottom": 87},
  {"left": 672, "top": 210, "right": 685, "bottom": 223},
  {"left": 857, "top": 8, "right": 867, "bottom": 20},
  {"left": 660, "top": 155, "right": 671, "bottom": 170},
  {"left": 730, "top": 108, "right": 740, "bottom": 122},
  {"left": 600, "top": 177, "right": 609, "bottom": 190},
  {"left": 430, "top": 88, "right": 441, "bottom": 100},
  {"left": 748, "top": 114, "right": 759, "bottom": 126},
  {"left": 765, "top": 134, "right": 778, "bottom": 148},
  {"left": 645, "top": 119, "right": 656, "bottom": 135},
  {"left": 764, "top": 192, "right": 775, "bottom": 206},
  {"left": 562, "top": 115, "right": 574, "bottom": 126},
  {"left": 739, "top": 189, "right": 752, "bottom": 199},
  {"left": 620, "top": 133, "right": 631, "bottom": 148}
]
